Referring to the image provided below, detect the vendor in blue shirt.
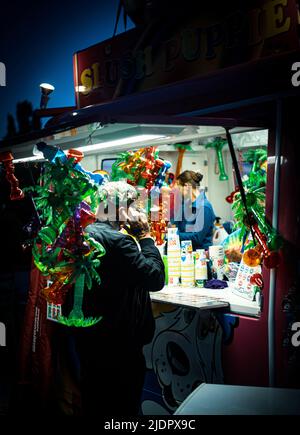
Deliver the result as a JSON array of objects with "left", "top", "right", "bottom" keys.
[{"left": 172, "top": 170, "right": 216, "bottom": 250}]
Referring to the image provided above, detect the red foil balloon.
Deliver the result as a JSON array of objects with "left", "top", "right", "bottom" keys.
[
  {"left": 66, "top": 149, "right": 84, "bottom": 164},
  {"left": 0, "top": 152, "right": 24, "bottom": 200},
  {"left": 146, "top": 159, "right": 164, "bottom": 191},
  {"left": 252, "top": 224, "right": 269, "bottom": 257},
  {"left": 252, "top": 224, "right": 280, "bottom": 269},
  {"left": 41, "top": 273, "right": 72, "bottom": 304},
  {"left": 250, "top": 273, "right": 264, "bottom": 288},
  {"left": 151, "top": 221, "right": 166, "bottom": 245},
  {"left": 150, "top": 185, "right": 170, "bottom": 245},
  {"left": 264, "top": 251, "right": 280, "bottom": 269},
  {"left": 226, "top": 187, "right": 239, "bottom": 204},
  {"left": 80, "top": 208, "right": 96, "bottom": 228}
]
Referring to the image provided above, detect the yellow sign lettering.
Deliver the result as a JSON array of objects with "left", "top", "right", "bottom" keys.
[
  {"left": 263, "top": 0, "right": 291, "bottom": 39},
  {"left": 80, "top": 68, "right": 93, "bottom": 95}
]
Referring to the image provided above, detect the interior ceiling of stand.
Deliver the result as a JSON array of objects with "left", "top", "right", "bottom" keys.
[{"left": 10, "top": 122, "right": 268, "bottom": 161}]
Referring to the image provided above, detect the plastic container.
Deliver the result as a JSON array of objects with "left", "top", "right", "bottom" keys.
[
  {"left": 213, "top": 218, "right": 228, "bottom": 245},
  {"left": 208, "top": 245, "right": 225, "bottom": 280},
  {"left": 194, "top": 249, "right": 208, "bottom": 287},
  {"left": 181, "top": 240, "right": 194, "bottom": 287},
  {"left": 163, "top": 255, "right": 169, "bottom": 285},
  {"left": 167, "top": 228, "right": 181, "bottom": 286}
]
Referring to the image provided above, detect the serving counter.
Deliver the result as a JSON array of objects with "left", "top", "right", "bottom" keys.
[
  {"left": 150, "top": 283, "right": 261, "bottom": 317},
  {"left": 142, "top": 282, "right": 261, "bottom": 415}
]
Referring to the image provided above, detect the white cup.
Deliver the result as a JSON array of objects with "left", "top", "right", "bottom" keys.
[{"left": 209, "top": 245, "right": 224, "bottom": 280}]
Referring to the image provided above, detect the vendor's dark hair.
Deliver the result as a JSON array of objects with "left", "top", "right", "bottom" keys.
[{"left": 177, "top": 170, "right": 203, "bottom": 188}]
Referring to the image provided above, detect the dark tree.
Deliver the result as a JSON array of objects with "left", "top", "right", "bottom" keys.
[
  {"left": 16, "top": 100, "right": 33, "bottom": 134},
  {"left": 3, "top": 102, "right": 42, "bottom": 140},
  {"left": 5, "top": 113, "right": 17, "bottom": 138}
]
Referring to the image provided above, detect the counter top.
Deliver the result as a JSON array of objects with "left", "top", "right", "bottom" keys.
[{"left": 150, "top": 284, "right": 261, "bottom": 317}]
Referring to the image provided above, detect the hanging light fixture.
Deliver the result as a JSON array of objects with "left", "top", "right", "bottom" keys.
[{"left": 39, "top": 83, "right": 55, "bottom": 109}]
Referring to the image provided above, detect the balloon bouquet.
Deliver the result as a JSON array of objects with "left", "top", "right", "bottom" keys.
[
  {"left": 110, "top": 146, "right": 172, "bottom": 245},
  {"left": 26, "top": 143, "right": 171, "bottom": 328},
  {"left": 0, "top": 151, "right": 24, "bottom": 200},
  {"left": 226, "top": 147, "right": 282, "bottom": 276},
  {"left": 26, "top": 142, "right": 106, "bottom": 327}
]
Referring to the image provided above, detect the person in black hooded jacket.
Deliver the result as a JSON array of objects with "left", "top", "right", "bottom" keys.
[{"left": 66, "top": 181, "right": 165, "bottom": 416}]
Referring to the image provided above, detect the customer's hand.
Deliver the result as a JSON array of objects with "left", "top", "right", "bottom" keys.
[{"left": 120, "top": 206, "right": 151, "bottom": 240}]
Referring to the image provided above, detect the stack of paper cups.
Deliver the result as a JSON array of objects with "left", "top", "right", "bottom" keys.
[
  {"left": 194, "top": 249, "right": 208, "bottom": 287},
  {"left": 208, "top": 245, "right": 225, "bottom": 280},
  {"left": 167, "top": 228, "right": 181, "bottom": 286},
  {"left": 181, "top": 240, "right": 194, "bottom": 287}
]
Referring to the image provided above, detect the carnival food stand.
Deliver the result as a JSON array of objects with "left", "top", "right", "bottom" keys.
[
  {"left": 0, "top": 116, "right": 277, "bottom": 414},
  {"left": 0, "top": 0, "right": 299, "bottom": 416}
]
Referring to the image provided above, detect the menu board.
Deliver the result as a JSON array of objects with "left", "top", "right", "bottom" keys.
[
  {"left": 47, "top": 302, "right": 62, "bottom": 322},
  {"left": 150, "top": 289, "right": 228, "bottom": 310},
  {"left": 46, "top": 280, "right": 62, "bottom": 322},
  {"left": 232, "top": 260, "right": 261, "bottom": 301}
]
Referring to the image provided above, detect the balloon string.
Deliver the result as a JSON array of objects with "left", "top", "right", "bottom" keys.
[{"left": 225, "top": 128, "right": 256, "bottom": 242}]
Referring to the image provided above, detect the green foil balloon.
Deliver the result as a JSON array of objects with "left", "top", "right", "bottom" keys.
[{"left": 205, "top": 138, "right": 228, "bottom": 181}]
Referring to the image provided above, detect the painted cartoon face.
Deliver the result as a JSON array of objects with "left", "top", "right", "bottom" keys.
[{"left": 143, "top": 308, "right": 223, "bottom": 411}]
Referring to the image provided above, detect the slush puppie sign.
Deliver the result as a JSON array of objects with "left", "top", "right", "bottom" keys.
[{"left": 74, "top": 0, "right": 298, "bottom": 107}]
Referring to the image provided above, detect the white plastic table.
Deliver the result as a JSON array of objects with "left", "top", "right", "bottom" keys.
[{"left": 174, "top": 383, "right": 300, "bottom": 415}]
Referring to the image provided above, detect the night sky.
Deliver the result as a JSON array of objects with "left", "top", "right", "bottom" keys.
[{"left": 0, "top": 0, "right": 134, "bottom": 139}]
